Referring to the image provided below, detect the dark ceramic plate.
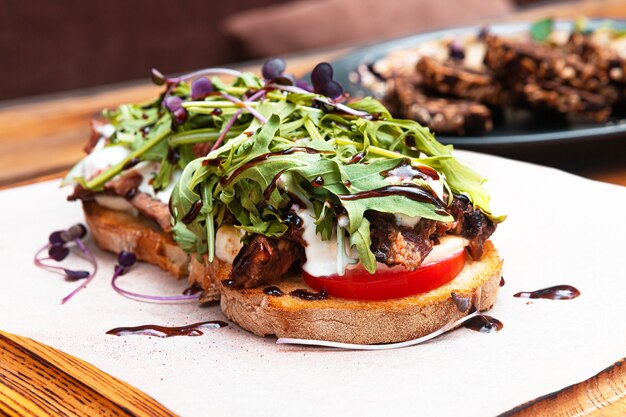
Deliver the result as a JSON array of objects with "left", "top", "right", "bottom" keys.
[{"left": 329, "top": 20, "right": 626, "bottom": 148}]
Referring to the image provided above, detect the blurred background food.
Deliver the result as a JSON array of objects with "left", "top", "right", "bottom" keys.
[
  {"left": 1, "top": 0, "right": 625, "bottom": 190},
  {"left": 1, "top": 0, "right": 538, "bottom": 101}
]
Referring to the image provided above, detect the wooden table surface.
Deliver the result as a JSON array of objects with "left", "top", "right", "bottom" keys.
[{"left": 1, "top": 0, "right": 626, "bottom": 415}]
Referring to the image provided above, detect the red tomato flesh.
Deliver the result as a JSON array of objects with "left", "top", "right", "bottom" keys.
[{"left": 302, "top": 249, "right": 466, "bottom": 300}]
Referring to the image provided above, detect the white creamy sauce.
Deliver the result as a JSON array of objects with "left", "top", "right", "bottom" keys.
[
  {"left": 215, "top": 226, "right": 244, "bottom": 264},
  {"left": 135, "top": 162, "right": 159, "bottom": 197},
  {"left": 394, "top": 213, "right": 421, "bottom": 228},
  {"left": 96, "top": 123, "right": 116, "bottom": 139},
  {"left": 81, "top": 145, "right": 131, "bottom": 181},
  {"left": 297, "top": 208, "right": 354, "bottom": 277},
  {"left": 154, "top": 170, "right": 181, "bottom": 205},
  {"left": 93, "top": 195, "right": 138, "bottom": 216}
]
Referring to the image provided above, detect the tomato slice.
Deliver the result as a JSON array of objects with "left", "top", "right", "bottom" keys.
[{"left": 302, "top": 250, "right": 466, "bottom": 300}]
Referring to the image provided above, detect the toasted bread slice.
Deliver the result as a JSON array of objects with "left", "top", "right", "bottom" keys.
[
  {"left": 85, "top": 202, "right": 502, "bottom": 344},
  {"left": 188, "top": 254, "right": 230, "bottom": 302},
  {"left": 220, "top": 241, "right": 502, "bottom": 344},
  {"left": 83, "top": 201, "right": 190, "bottom": 279}
]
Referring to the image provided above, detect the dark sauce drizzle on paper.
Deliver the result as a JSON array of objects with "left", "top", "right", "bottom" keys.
[
  {"left": 451, "top": 292, "right": 503, "bottom": 334},
  {"left": 106, "top": 321, "right": 227, "bottom": 338},
  {"left": 514, "top": 285, "right": 580, "bottom": 300}
]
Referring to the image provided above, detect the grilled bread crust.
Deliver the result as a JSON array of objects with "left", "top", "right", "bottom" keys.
[{"left": 83, "top": 202, "right": 190, "bottom": 279}]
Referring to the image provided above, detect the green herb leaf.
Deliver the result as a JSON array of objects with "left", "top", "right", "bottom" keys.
[{"left": 531, "top": 17, "right": 554, "bottom": 42}]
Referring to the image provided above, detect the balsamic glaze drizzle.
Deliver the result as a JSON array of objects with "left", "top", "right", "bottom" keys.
[{"left": 106, "top": 321, "right": 228, "bottom": 338}]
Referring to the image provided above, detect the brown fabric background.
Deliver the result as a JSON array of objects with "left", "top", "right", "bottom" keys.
[
  {"left": 1, "top": 0, "right": 513, "bottom": 101},
  {"left": 0, "top": 0, "right": 292, "bottom": 100},
  {"left": 224, "top": 0, "right": 513, "bottom": 58}
]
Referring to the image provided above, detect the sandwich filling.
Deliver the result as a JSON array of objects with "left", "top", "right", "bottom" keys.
[{"left": 65, "top": 62, "right": 503, "bottom": 300}]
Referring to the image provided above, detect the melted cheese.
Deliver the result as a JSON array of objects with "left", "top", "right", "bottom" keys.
[
  {"left": 422, "top": 235, "right": 468, "bottom": 265},
  {"left": 215, "top": 226, "right": 244, "bottom": 264}
]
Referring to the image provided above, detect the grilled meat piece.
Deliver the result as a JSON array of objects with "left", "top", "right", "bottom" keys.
[
  {"left": 368, "top": 194, "right": 496, "bottom": 270},
  {"left": 416, "top": 56, "right": 508, "bottom": 106},
  {"left": 484, "top": 34, "right": 616, "bottom": 101},
  {"left": 566, "top": 32, "right": 626, "bottom": 86},
  {"left": 130, "top": 193, "right": 173, "bottom": 233},
  {"left": 71, "top": 169, "right": 173, "bottom": 233},
  {"left": 105, "top": 170, "right": 143, "bottom": 198},
  {"left": 389, "top": 74, "right": 493, "bottom": 135},
  {"left": 516, "top": 76, "right": 611, "bottom": 122},
  {"left": 448, "top": 195, "right": 496, "bottom": 259},
  {"left": 105, "top": 169, "right": 173, "bottom": 232},
  {"left": 85, "top": 120, "right": 105, "bottom": 154},
  {"left": 229, "top": 235, "right": 305, "bottom": 289},
  {"left": 368, "top": 213, "right": 437, "bottom": 270},
  {"left": 229, "top": 218, "right": 306, "bottom": 289}
]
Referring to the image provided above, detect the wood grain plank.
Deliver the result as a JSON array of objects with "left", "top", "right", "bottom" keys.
[
  {"left": 0, "top": 330, "right": 175, "bottom": 417},
  {"left": 500, "top": 360, "right": 626, "bottom": 417}
]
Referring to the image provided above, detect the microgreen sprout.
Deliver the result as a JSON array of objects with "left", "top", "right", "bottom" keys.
[
  {"left": 48, "top": 244, "right": 69, "bottom": 261},
  {"left": 451, "top": 292, "right": 470, "bottom": 312},
  {"left": 220, "top": 92, "right": 268, "bottom": 124},
  {"left": 163, "top": 96, "right": 188, "bottom": 125},
  {"left": 209, "top": 88, "right": 267, "bottom": 152},
  {"left": 151, "top": 67, "right": 243, "bottom": 87},
  {"left": 449, "top": 41, "right": 465, "bottom": 61},
  {"left": 262, "top": 58, "right": 286, "bottom": 81},
  {"left": 191, "top": 77, "right": 213, "bottom": 100},
  {"left": 295, "top": 79, "right": 313, "bottom": 92},
  {"left": 110, "top": 250, "right": 201, "bottom": 303},
  {"left": 34, "top": 223, "right": 98, "bottom": 304},
  {"left": 261, "top": 58, "right": 299, "bottom": 86},
  {"left": 311, "top": 62, "right": 344, "bottom": 100}
]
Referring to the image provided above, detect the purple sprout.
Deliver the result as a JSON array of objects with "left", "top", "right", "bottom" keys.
[
  {"left": 34, "top": 223, "right": 98, "bottom": 304},
  {"left": 164, "top": 95, "right": 188, "bottom": 124},
  {"left": 261, "top": 58, "right": 299, "bottom": 86},
  {"left": 449, "top": 41, "right": 465, "bottom": 60},
  {"left": 110, "top": 250, "right": 200, "bottom": 303},
  {"left": 49, "top": 230, "right": 65, "bottom": 245},
  {"left": 220, "top": 92, "right": 268, "bottom": 124},
  {"left": 48, "top": 244, "right": 69, "bottom": 261},
  {"left": 209, "top": 88, "right": 267, "bottom": 152},
  {"left": 311, "top": 63, "right": 344, "bottom": 100},
  {"left": 262, "top": 58, "right": 286, "bottom": 80},
  {"left": 151, "top": 67, "right": 243, "bottom": 87},
  {"left": 64, "top": 269, "right": 90, "bottom": 280},
  {"left": 117, "top": 250, "right": 137, "bottom": 270},
  {"left": 191, "top": 77, "right": 213, "bottom": 100},
  {"left": 295, "top": 79, "right": 313, "bottom": 92},
  {"left": 151, "top": 68, "right": 167, "bottom": 85}
]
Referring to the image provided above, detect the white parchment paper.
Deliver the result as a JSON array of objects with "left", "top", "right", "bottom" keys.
[{"left": 1, "top": 151, "right": 625, "bottom": 417}]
